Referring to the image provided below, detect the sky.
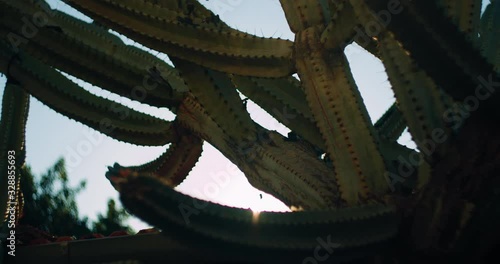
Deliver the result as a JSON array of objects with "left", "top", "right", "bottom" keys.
[{"left": 0, "top": 0, "right": 490, "bottom": 231}]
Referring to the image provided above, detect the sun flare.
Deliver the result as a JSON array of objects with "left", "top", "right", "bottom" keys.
[{"left": 251, "top": 210, "right": 261, "bottom": 224}]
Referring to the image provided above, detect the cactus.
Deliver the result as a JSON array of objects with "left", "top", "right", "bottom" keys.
[
  {"left": 0, "top": 78, "right": 28, "bottom": 236},
  {"left": 1, "top": 0, "right": 500, "bottom": 262}
]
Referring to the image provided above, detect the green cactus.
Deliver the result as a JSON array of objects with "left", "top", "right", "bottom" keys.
[
  {"left": 1, "top": 0, "right": 500, "bottom": 262},
  {"left": 0, "top": 78, "right": 28, "bottom": 236}
]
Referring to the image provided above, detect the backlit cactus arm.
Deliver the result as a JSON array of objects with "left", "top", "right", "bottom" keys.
[
  {"left": 350, "top": 1, "right": 457, "bottom": 163},
  {"left": 114, "top": 132, "right": 203, "bottom": 187},
  {"left": 172, "top": 58, "right": 257, "bottom": 144},
  {"left": 321, "top": 1, "right": 360, "bottom": 50},
  {"left": 107, "top": 165, "right": 399, "bottom": 261},
  {"left": 283, "top": 0, "right": 378, "bottom": 55},
  {"left": 439, "top": 0, "right": 483, "bottom": 41},
  {"left": 377, "top": 32, "right": 453, "bottom": 161},
  {"left": 175, "top": 95, "right": 342, "bottom": 210},
  {"left": 294, "top": 27, "right": 388, "bottom": 206},
  {"left": 0, "top": 47, "right": 177, "bottom": 146},
  {"left": 62, "top": 0, "right": 294, "bottom": 77},
  {"left": 279, "top": 0, "right": 332, "bottom": 32},
  {"left": 374, "top": 105, "right": 421, "bottom": 192},
  {"left": 0, "top": 79, "right": 29, "bottom": 231},
  {"left": 352, "top": 0, "right": 500, "bottom": 119},
  {"left": 231, "top": 75, "right": 325, "bottom": 150},
  {"left": 0, "top": 0, "right": 185, "bottom": 108},
  {"left": 142, "top": 0, "right": 228, "bottom": 28}
]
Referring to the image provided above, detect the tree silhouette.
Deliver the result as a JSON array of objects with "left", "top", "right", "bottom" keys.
[
  {"left": 92, "top": 199, "right": 133, "bottom": 236},
  {"left": 19, "top": 158, "right": 132, "bottom": 238}
]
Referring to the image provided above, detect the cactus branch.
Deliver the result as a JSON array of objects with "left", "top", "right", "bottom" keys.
[
  {"left": 377, "top": 32, "right": 453, "bottom": 161},
  {"left": 0, "top": 0, "right": 186, "bottom": 108},
  {"left": 231, "top": 75, "right": 326, "bottom": 150},
  {"left": 356, "top": 0, "right": 500, "bottom": 119},
  {"left": 279, "top": 0, "right": 332, "bottom": 32},
  {"left": 62, "top": 0, "right": 295, "bottom": 77},
  {"left": 0, "top": 78, "right": 29, "bottom": 231},
  {"left": 114, "top": 132, "right": 203, "bottom": 187},
  {"left": 107, "top": 165, "right": 399, "bottom": 254},
  {"left": 0, "top": 46, "right": 177, "bottom": 146},
  {"left": 295, "top": 27, "right": 388, "bottom": 205},
  {"left": 172, "top": 58, "right": 257, "bottom": 143}
]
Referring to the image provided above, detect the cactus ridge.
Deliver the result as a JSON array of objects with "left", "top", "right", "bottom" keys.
[{"left": 143, "top": 0, "right": 223, "bottom": 27}]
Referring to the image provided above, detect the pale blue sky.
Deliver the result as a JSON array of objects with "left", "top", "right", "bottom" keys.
[{"left": 0, "top": 0, "right": 489, "bottom": 231}]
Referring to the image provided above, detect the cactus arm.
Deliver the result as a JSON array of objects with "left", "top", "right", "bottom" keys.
[
  {"left": 279, "top": 0, "right": 332, "bottom": 32},
  {"left": 379, "top": 140, "right": 420, "bottom": 192},
  {"left": 373, "top": 104, "right": 421, "bottom": 192},
  {"left": 439, "top": 0, "right": 483, "bottom": 41},
  {"left": 0, "top": 48, "right": 176, "bottom": 146},
  {"left": 322, "top": 0, "right": 381, "bottom": 56},
  {"left": 0, "top": 1, "right": 186, "bottom": 108},
  {"left": 231, "top": 75, "right": 325, "bottom": 150},
  {"left": 235, "top": 77, "right": 407, "bottom": 152},
  {"left": 116, "top": 132, "right": 203, "bottom": 187},
  {"left": 50, "top": 9, "right": 189, "bottom": 96},
  {"left": 376, "top": 32, "right": 453, "bottom": 161},
  {"left": 321, "top": 1, "right": 360, "bottom": 50},
  {"left": 176, "top": 95, "right": 342, "bottom": 209},
  {"left": 350, "top": 0, "right": 481, "bottom": 160},
  {"left": 0, "top": 79, "right": 29, "bottom": 234},
  {"left": 174, "top": 96, "right": 290, "bottom": 206},
  {"left": 250, "top": 77, "right": 313, "bottom": 120},
  {"left": 374, "top": 103, "right": 406, "bottom": 142},
  {"left": 294, "top": 26, "right": 388, "bottom": 205},
  {"left": 175, "top": 96, "right": 327, "bottom": 209},
  {"left": 172, "top": 58, "right": 257, "bottom": 143},
  {"left": 353, "top": 0, "right": 500, "bottom": 118},
  {"left": 48, "top": 9, "right": 189, "bottom": 95},
  {"left": 62, "top": 0, "right": 294, "bottom": 77},
  {"left": 142, "top": 0, "right": 229, "bottom": 28},
  {"left": 107, "top": 165, "right": 399, "bottom": 256},
  {"left": 480, "top": 0, "right": 500, "bottom": 72}
]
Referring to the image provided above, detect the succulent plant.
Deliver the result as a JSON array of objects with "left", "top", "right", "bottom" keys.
[{"left": 1, "top": 0, "right": 499, "bottom": 262}]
